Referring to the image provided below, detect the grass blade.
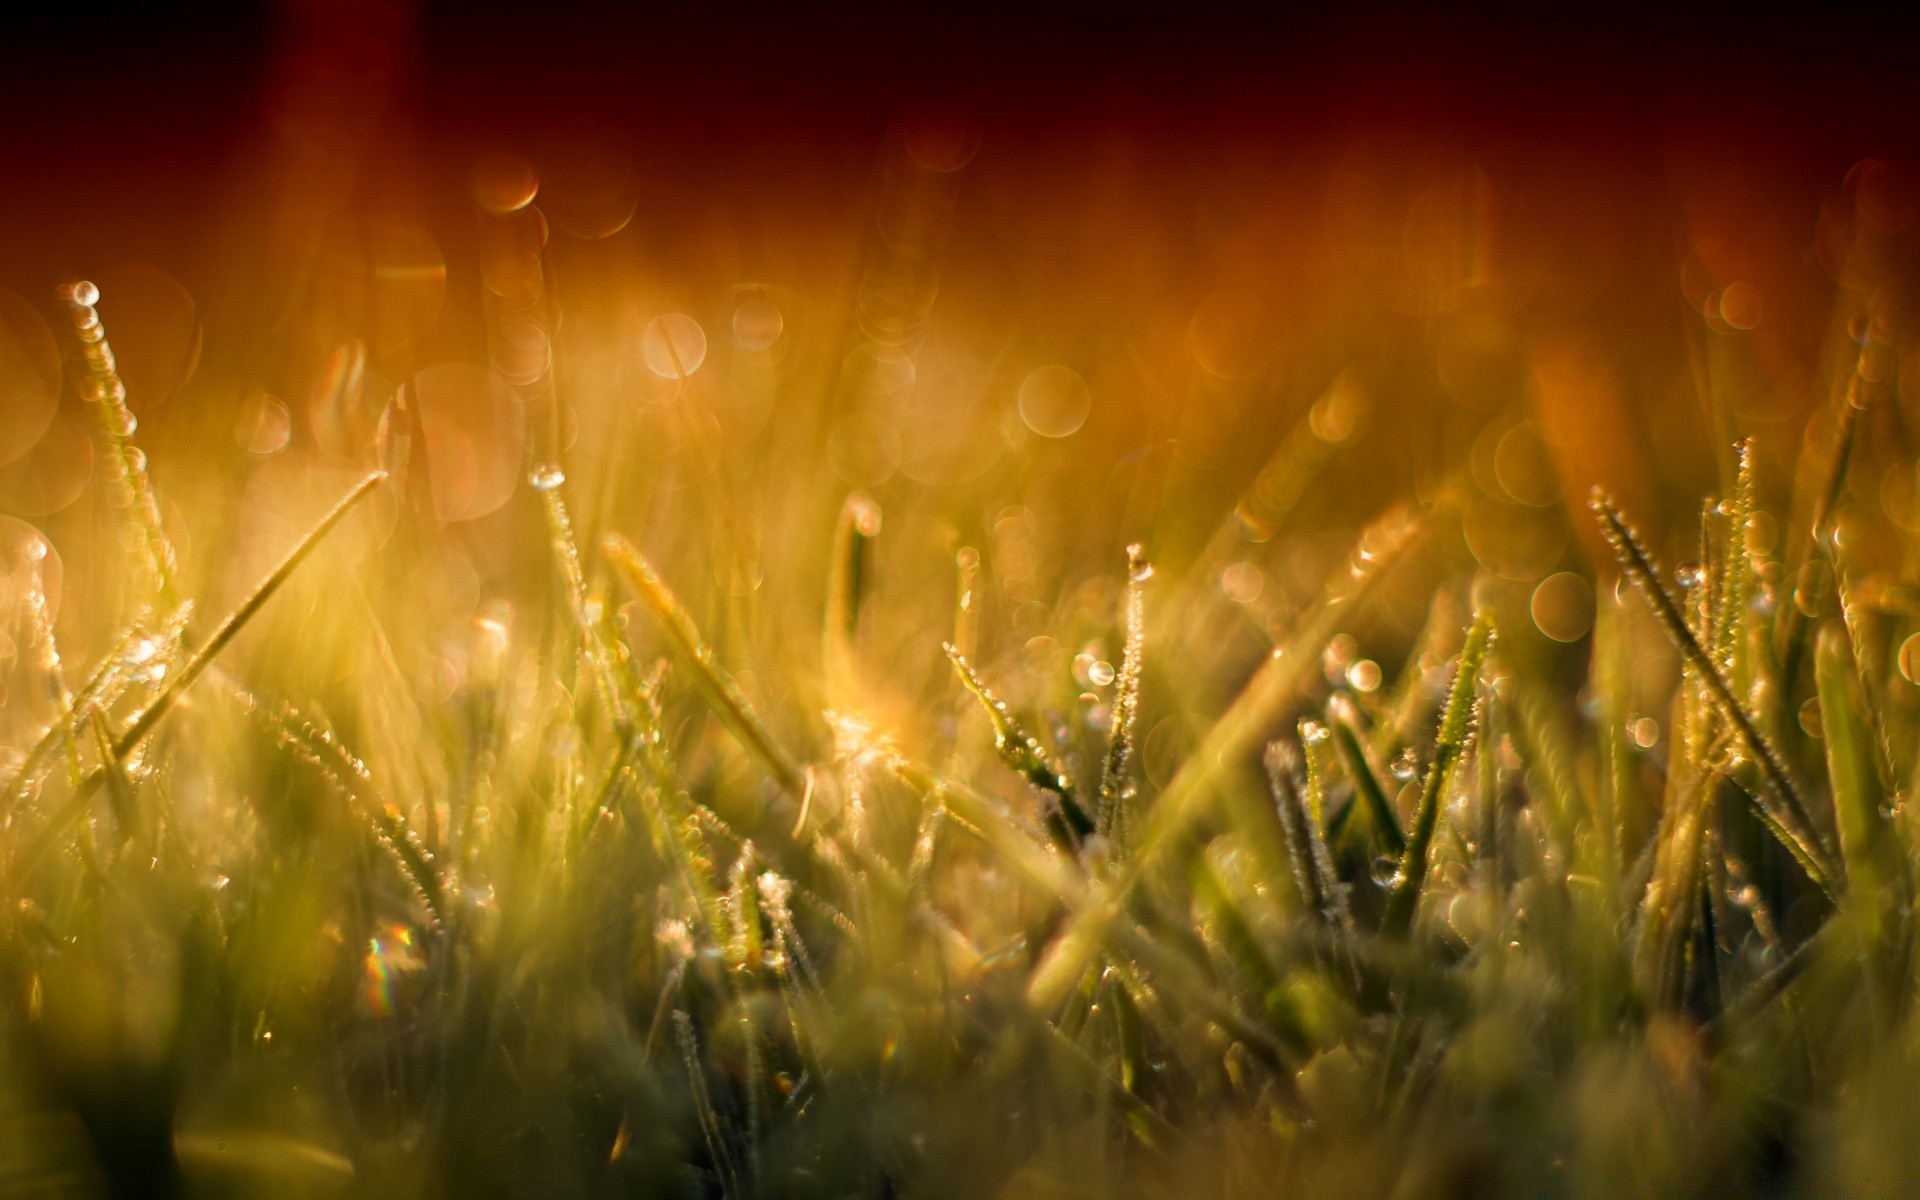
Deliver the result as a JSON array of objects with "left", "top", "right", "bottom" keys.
[
  {"left": 1332, "top": 716, "right": 1405, "bottom": 855},
  {"left": 1380, "top": 609, "right": 1493, "bottom": 940},
  {"left": 1591, "top": 487, "right": 1839, "bottom": 899},
  {"left": 603, "top": 533, "right": 806, "bottom": 798},
  {"left": 1814, "top": 624, "right": 1905, "bottom": 908},
  {"left": 117, "top": 472, "right": 387, "bottom": 759},
  {"left": 942, "top": 641, "right": 1091, "bottom": 848},
  {"left": 1096, "top": 543, "right": 1150, "bottom": 847}
]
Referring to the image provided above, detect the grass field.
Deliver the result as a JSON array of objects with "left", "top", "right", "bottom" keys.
[{"left": 3, "top": 117, "right": 1920, "bottom": 1197}]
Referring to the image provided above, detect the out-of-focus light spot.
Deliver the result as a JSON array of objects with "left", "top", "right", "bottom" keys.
[
  {"left": 1463, "top": 497, "right": 1566, "bottom": 582},
  {"left": 992, "top": 508, "right": 1038, "bottom": 583},
  {"left": 1024, "top": 634, "right": 1064, "bottom": 679},
  {"left": 1220, "top": 560, "right": 1264, "bottom": 604},
  {"left": 1899, "top": 633, "right": 1920, "bottom": 684},
  {"left": 1309, "top": 372, "right": 1368, "bottom": 444},
  {"left": 900, "top": 344, "right": 998, "bottom": 486},
  {"left": 0, "top": 518, "right": 60, "bottom": 621},
  {"left": 1794, "top": 560, "right": 1831, "bottom": 618},
  {"left": 1322, "top": 632, "right": 1357, "bottom": 684},
  {"left": 479, "top": 207, "right": 548, "bottom": 302},
  {"left": 364, "top": 921, "right": 423, "bottom": 1017},
  {"left": 846, "top": 343, "right": 917, "bottom": 401},
  {"left": 1017, "top": 365, "right": 1090, "bottom": 438},
  {"left": 1188, "top": 290, "right": 1275, "bottom": 379},
  {"left": 471, "top": 152, "right": 539, "bottom": 215},
  {"left": 1679, "top": 240, "right": 1726, "bottom": 313},
  {"left": 537, "top": 119, "right": 639, "bottom": 238},
  {"left": 857, "top": 258, "right": 940, "bottom": 346},
  {"left": 1346, "top": 659, "right": 1382, "bottom": 692},
  {"left": 1531, "top": 572, "right": 1594, "bottom": 642},
  {"left": 0, "top": 288, "right": 59, "bottom": 467},
  {"left": 0, "top": 406, "right": 92, "bottom": 517},
  {"left": 1798, "top": 697, "right": 1823, "bottom": 739},
  {"left": 1088, "top": 659, "right": 1116, "bottom": 687},
  {"left": 1142, "top": 716, "right": 1188, "bottom": 789},
  {"left": 364, "top": 219, "right": 447, "bottom": 355},
  {"left": 235, "top": 393, "right": 291, "bottom": 455},
  {"left": 733, "top": 294, "right": 783, "bottom": 351},
  {"left": 1881, "top": 461, "right": 1920, "bottom": 532},
  {"left": 1852, "top": 159, "right": 1919, "bottom": 235},
  {"left": 901, "top": 106, "right": 982, "bottom": 173},
  {"left": 490, "top": 317, "right": 551, "bottom": 386},
  {"left": 413, "top": 363, "right": 519, "bottom": 523},
  {"left": 1072, "top": 652, "right": 1096, "bottom": 685},
  {"left": 1493, "top": 421, "right": 1562, "bottom": 507},
  {"left": 719, "top": 552, "right": 764, "bottom": 598},
  {"left": 1709, "top": 282, "right": 1762, "bottom": 332},
  {"left": 1744, "top": 510, "right": 1779, "bottom": 557},
  {"left": 1629, "top": 717, "right": 1660, "bottom": 749},
  {"left": 642, "top": 314, "right": 707, "bottom": 380}
]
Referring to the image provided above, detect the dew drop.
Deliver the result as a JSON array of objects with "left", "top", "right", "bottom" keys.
[
  {"left": 528, "top": 463, "right": 566, "bottom": 491},
  {"left": 1088, "top": 660, "right": 1116, "bottom": 687},
  {"left": 1299, "top": 719, "right": 1330, "bottom": 745},
  {"left": 1390, "top": 748, "right": 1419, "bottom": 781},
  {"left": 1674, "top": 561, "right": 1703, "bottom": 589},
  {"left": 848, "top": 494, "right": 883, "bottom": 537},
  {"left": 1126, "top": 543, "right": 1153, "bottom": 582},
  {"left": 1798, "top": 696, "right": 1823, "bottom": 739},
  {"left": 1371, "top": 856, "right": 1400, "bottom": 887}
]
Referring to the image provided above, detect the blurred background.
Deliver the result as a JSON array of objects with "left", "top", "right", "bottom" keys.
[
  {"left": 5, "top": 6, "right": 1920, "bottom": 1193},
  {"left": 2, "top": 0, "right": 1919, "bottom": 799}
]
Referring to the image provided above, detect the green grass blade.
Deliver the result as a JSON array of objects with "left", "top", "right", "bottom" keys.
[
  {"left": 1137, "top": 503, "right": 1423, "bottom": 867},
  {"left": 1814, "top": 624, "right": 1904, "bottom": 905},
  {"left": 1380, "top": 609, "right": 1493, "bottom": 940},
  {"left": 117, "top": 472, "right": 388, "bottom": 759},
  {"left": 1332, "top": 716, "right": 1404, "bottom": 855},
  {"left": 941, "top": 641, "right": 1091, "bottom": 847},
  {"left": 604, "top": 533, "right": 806, "bottom": 798},
  {"left": 1096, "top": 543, "right": 1150, "bottom": 847},
  {"left": 1591, "top": 487, "right": 1839, "bottom": 899}
]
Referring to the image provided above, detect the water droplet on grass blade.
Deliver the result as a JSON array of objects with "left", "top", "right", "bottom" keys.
[
  {"left": 1900, "top": 633, "right": 1920, "bottom": 684},
  {"left": 1126, "top": 543, "right": 1152, "bottom": 582},
  {"left": 1798, "top": 697, "right": 1823, "bottom": 739},
  {"left": 528, "top": 463, "right": 566, "bottom": 491}
]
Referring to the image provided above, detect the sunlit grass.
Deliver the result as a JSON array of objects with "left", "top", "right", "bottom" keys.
[{"left": 4, "top": 152, "right": 1920, "bottom": 1199}]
